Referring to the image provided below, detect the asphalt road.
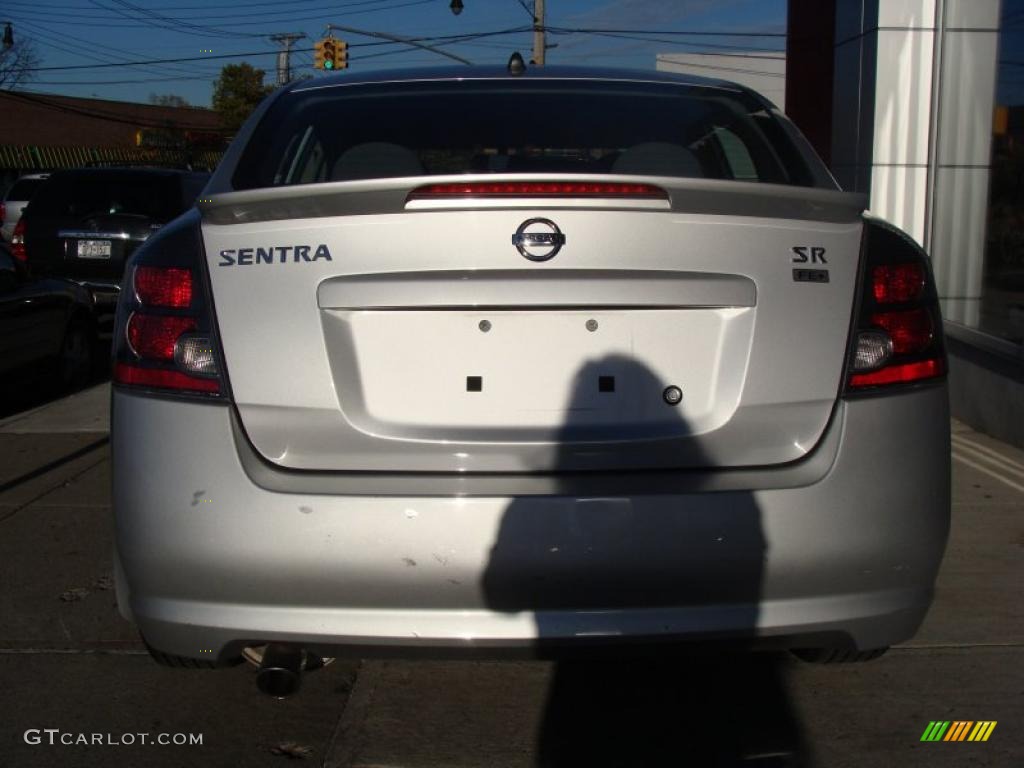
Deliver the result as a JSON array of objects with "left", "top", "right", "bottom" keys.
[{"left": 0, "top": 383, "right": 1021, "bottom": 767}]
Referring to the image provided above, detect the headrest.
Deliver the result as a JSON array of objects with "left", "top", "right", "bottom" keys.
[
  {"left": 611, "top": 142, "right": 703, "bottom": 177},
  {"left": 331, "top": 142, "right": 424, "bottom": 181}
]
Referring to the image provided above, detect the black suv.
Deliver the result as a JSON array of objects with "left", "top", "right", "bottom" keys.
[{"left": 21, "top": 168, "right": 209, "bottom": 328}]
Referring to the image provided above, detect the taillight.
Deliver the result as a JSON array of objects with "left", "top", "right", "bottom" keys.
[
  {"left": 134, "top": 266, "right": 193, "bottom": 308},
  {"left": 844, "top": 218, "right": 946, "bottom": 392},
  {"left": 870, "top": 309, "right": 933, "bottom": 355},
  {"left": 0, "top": 202, "right": 6, "bottom": 224},
  {"left": 112, "top": 211, "right": 225, "bottom": 397},
  {"left": 872, "top": 263, "right": 925, "bottom": 303},
  {"left": 849, "top": 359, "right": 943, "bottom": 388},
  {"left": 11, "top": 217, "right": 27, "bottom": 262},
  {"left": 113, "top": 363, "right": 221, "bottom": 393},
  {"left": 127, "top": 314, "right": 197, "bottom": 360}
]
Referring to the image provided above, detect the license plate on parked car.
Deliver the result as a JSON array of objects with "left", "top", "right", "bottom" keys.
[{"left": 77, "top": 240, "right": 111, "bottom": 259}]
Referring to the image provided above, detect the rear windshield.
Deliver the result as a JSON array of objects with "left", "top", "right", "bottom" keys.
[
  {"left": 28, "top": 173, "right": 181, "bottom": 220},
  {"left": 233, "top": 80, "right": 818, "bottom": 190},
  {"left": 6, "top": 178, "right": 47, "bottom": 201}
]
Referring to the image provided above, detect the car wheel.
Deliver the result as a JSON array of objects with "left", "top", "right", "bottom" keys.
[
  {"left": 57, "top": 318, "right": 95, "bottom": 390},
  {"left": 790, "top": 647, "right": 889, "bottom": 664}
]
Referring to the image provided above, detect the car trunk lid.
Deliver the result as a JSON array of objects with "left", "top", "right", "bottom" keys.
[{"left": 201, "top": 176, "right": 865, "bottom": 473}]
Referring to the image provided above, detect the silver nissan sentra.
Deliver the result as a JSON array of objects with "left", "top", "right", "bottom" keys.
[{"left": 111, "top": 66, "right": 950, "bottom": 693}]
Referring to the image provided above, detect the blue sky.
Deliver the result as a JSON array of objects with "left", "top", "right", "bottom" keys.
[{"left": 5, "top": 0, "right": 786, "bottom": 106}]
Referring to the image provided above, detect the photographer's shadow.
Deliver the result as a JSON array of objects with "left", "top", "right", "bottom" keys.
[{"left": 482, "top": 355, "right": 804, "bottom": 766}]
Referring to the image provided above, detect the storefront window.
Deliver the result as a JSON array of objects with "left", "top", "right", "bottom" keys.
[{"left": 982, "top": 4, "right": 1024, "bottom": 345}]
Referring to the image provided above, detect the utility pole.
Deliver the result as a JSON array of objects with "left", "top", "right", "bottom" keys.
[
  {"left": 531, "top": 0, "right": 546, "bottom": 66},
  {"left": 449, "top": 2, "right": 548, "bottom": 65},
  {"left": 270, "top": 33, "right": 304, "bottom": 86}
]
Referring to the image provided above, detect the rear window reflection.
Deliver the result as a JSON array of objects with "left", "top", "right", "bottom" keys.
[{"left": 233, "top": 80, "right": 816, "bottom": 189}]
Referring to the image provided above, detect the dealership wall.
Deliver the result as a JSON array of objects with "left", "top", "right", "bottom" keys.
[
  {"left": 828, "top": 0, "right": 1000, "bottom": 327},
  {"left": 788, "top": 0, "right": 1023, "bottom": 446}
]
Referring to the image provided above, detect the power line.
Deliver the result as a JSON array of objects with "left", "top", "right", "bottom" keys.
[
  {"left": 8, "top": 19, "right": 792, "bottom": 86},
  {"left": 14, "top": 26, "right": 537, "bottom": 74},
  {"left": 560, "top": 27, "right": 786, "bottom": 38},
  {"left": 325, "top": 22, "right": 472, "bottom": 65},
  {"left": 13, "top": 18, "right": 224, "bottom": 78},
  {"left": 10, "top": 0, "right": 442, "bottom": 35},
  {"left": 511, "top": 0, "right": 534, "bottom": 19},
  {"left": 3, "top": 0, "right": 426, "bottom": 12},
  {"left": 440, "top": 39, "right": 531, "bottom": 50},
  {"left": 24, "top": 75, "right": 217, "bottom": 85},
  {"left": 551, "top": 28, "right": 785, "bottom": 55},
  {"left": 20, "top": 49, "right": 283, "bottom": 73},
  {"left": 11, "top": 0, "right": 432, "bottom": 25},
  {"left": 646, "top": 58, "right": 785, "bottom": 78},
  {"left": 344, "top": 26, "right": 532, "bottom": 62},
  {"left": 93, "top": 0, "right": 262, "bottom": 39}
]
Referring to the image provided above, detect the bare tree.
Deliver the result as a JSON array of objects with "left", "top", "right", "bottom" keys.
[
  {"left": 0, "top": 39, "right": 40, "bottom": 90},
  {"left": 149, "top": 93, "right": 191, "bottom": 108}
]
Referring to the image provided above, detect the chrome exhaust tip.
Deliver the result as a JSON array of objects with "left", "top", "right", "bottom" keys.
[{"left": 255, "top": 643, "right": 305, "bottom": 698}]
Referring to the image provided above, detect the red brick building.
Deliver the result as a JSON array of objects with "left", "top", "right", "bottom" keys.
[{"left": 0, "top": 90, "right": 225, "bottom": 188}]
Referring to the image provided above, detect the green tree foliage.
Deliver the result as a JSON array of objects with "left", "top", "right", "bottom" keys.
[{"left": 211, "top": 63, "right": 274, "bottom": 134}]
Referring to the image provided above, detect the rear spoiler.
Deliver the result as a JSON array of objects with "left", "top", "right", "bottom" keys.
[{"left": 198, "top": 174, "right": 867, "bottom": 226}]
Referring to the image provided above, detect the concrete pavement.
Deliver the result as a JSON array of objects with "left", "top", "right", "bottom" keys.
[
  {"left": 0, "top": 384, "right": 1020, "bottom": 767},
  {"left": 0, "top": 385, "right": 359, "bottom": 767},
  {"left": 0, "top": 382, "right": 109, "bottom": 434}
]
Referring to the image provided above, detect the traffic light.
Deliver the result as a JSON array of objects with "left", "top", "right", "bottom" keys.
[
  {"left": 314, "top": 38, "right": 331, "bottom": 70},
  {"left": 314, "top": 37, "right": 348, "bottom": 71}
]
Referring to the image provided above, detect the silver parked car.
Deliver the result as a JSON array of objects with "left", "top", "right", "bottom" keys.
[
  {"left": 111, "top": 66, "right": 950, "bottom": 695},
  {"left": 1, "top": 173, "right": 49, "bottom": 243}
]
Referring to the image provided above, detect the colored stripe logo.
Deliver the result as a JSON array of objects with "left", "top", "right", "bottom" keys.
[{"left": 921, "top": 721, "right": 997, "bottom": 742}]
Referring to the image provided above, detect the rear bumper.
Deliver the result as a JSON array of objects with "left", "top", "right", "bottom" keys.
[{"left": 112, "top": 385, "right": 950, "bottom": 661}]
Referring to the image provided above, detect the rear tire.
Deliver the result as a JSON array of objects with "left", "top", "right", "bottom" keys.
[{"left": 790, "top": 647, "right": 888, "bottom": 664}]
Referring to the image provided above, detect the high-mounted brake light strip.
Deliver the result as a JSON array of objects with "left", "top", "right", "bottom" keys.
[{"left": 407, "top": 181, "right": 668, "bottom": 200}]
